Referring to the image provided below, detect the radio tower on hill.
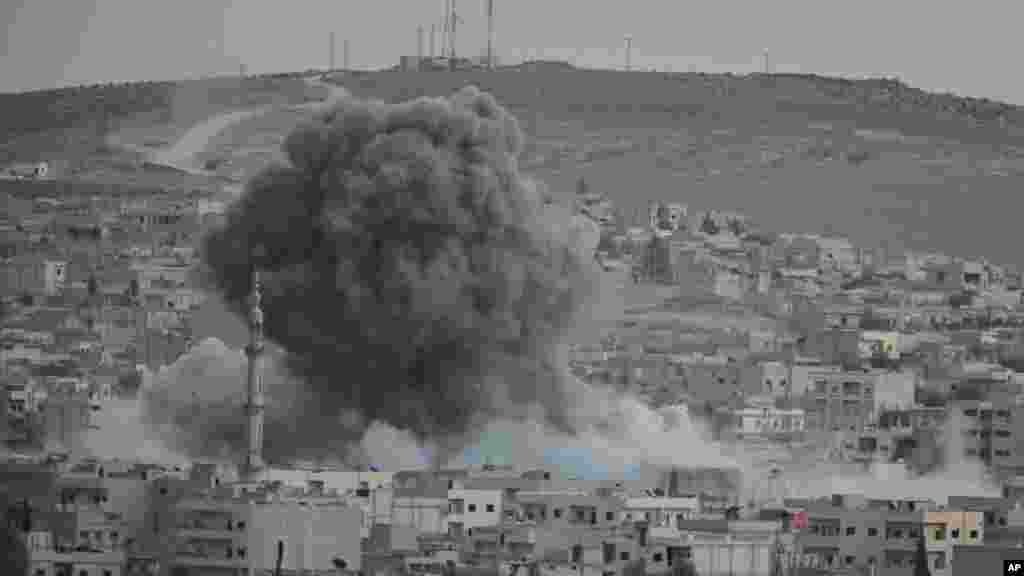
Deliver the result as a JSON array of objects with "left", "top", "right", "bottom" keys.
[{"left": 243, "top": 268, "right": 266, "bottom": 483}]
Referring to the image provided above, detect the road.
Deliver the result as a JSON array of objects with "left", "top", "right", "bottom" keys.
[
  {"left": 147, "top": 75, "right": 350, "bottom": 177},
  {"left": 149, "top": 108, "right": 268, "bottom": 174}
]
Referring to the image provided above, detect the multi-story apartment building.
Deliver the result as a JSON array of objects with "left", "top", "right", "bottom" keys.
[
  {"left": 787, "top": 496, "right": 943, "bottom": 575},
  {"left": 145, "top": 482, "right": 363, "bottom": 576},
  {"left": 801, "top": 369, "right": 877, "bottom": 438},
  {"left": 726, "top": 397, "right": 806, "bottom": 442},
  {"left": 646, "top": 519, "right": 780, "bottom": 576},
  {"left": 446, "top": 488, "right": 506, "bottom": 538},
  {"left": 924, "top": 509, "right": 985, "bottom": 575},
  {"left": 621, "top": 495, "right": 700, "bottom": 527},
  {"left": 0, "top": 253, "right": 67, "bottom": 298},
  {"left": 955, "top": 396, "right": 1024, "bottom": 477}
]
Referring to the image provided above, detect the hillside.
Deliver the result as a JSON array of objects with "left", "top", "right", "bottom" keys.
[
  {"left": 4, "top": 66, "right": 1024, "bottom": 268},
  {"left": 331, "top": 67, "right": 1024, "bottom": 269},
  {"left": 0, "top": 73, "right": 319, "bottom": 170}
]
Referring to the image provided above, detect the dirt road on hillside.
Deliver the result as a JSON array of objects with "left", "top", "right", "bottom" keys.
[{"left": 146, "top": 76, "right": 350, "bottom": 177}]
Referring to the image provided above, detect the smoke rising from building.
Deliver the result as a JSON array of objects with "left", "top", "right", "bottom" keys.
[
  {"left": 200, "top": 86, "right": 597, "bottom": 463},
  {"left": 117, "top": 85, "right": 1001, "bottom": 506}
]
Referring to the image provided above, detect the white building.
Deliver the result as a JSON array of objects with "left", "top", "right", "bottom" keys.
[
  {"left": 248, "top": 500, "right": 363, "bottom": 574},
  {"left": 645, "top": 520, "right": 780, "bottom": 576},
  {"left": 169, "top": 492, "right": 363, "bottom": 576},
  {"left": 391, "top": 494, "right": 448, "bottom": 535},
  {"left": 623, "top": 496, "right": 700, "bottom": 526},
  {"left": 447, "top": 488, "right": 505, "bottom": 531},
  {"left": 733, "top": 401, "right": 805, "bottom": 437}
]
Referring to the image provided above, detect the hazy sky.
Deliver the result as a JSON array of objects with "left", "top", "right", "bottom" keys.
[{"left": 2, "top": 0, "right": 1021, "bottom": 104}]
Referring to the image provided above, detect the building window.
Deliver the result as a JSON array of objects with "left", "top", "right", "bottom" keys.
[
  {"left": 606, "top": 512, "right": 615, "bottom": 521},
  {"left": 468, "top": 504, "right": 477, "bottom": 512},
  {"left": 554, "top": 509, "right": 562, "bottom": 519},
  {"left": 934, "top": 527, "right": 946, "bottom": 540},
  {"left": 867, "top": 526, "right": 878, "bottom": 537},
  {"left": 951, "top": 528, "right": 960, "bottom": 539},
  {"left": 845, "top": 556, "right": 854, "bottom": 566},
  {"left": 238, "top": 547, "right": 247, "bottom": 558},
  {"left": 653, "top": 553, "right": 664, "bottom": 563},
  {"left": 79, "top": 571, "right": 88, "bottom": 576},
  {"left": 969, "top": 530, "right": 979, "bottom": 539},
  {"left": 485, "top": 504, "right": 495, "bottom": 513},
  {"left": 620, "top": 552, "right": 630, "bottom": 562},
  {"left": 846, "top": 526, "right": 856, "bottom": 536}
]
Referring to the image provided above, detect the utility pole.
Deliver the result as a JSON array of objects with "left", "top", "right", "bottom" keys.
[
  {"left": 487, "top": 0, "right": 495, "bottom": 69},
  {"left": 624, "top": 34, "right": 633, "bottom": 71},
  {"left": 343, "top": 39, "right": 350, "bottom": 70},
  {"left": 452, "top": 0, "right": 460, "bottom": 67},
  {"left": 442, "top": 0, "right": 450, "bottom": 61},
  {"left": 417, "top": 25, "right": 425, "bottom": 64},
  {"left": 329, "top": 32, "right": 336, "bottom": 71},
  {"left": 763, "top": 48, "right": 770, "bottom": 74},
  {"left": 430, "top": 24, "right": 436, "bottom": 59}
]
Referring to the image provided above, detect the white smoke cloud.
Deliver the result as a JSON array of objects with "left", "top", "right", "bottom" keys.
[
  {"left": 768, "top": 403, "right": 999, "bottom": 505},
  {"left": 85, "top": 396, "right": 189, "bottom": 467}
]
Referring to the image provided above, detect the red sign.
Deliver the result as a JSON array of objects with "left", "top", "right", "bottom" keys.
[{"left": 791, "top": 510, "right": 808, "bottom": 531}]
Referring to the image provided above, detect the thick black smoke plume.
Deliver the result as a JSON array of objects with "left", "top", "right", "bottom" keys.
[{"left": 202, "top": 86, "right": 596, "bottom": 460}]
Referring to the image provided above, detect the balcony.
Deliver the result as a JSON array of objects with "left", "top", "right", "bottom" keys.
[
  {"left": 176, "top": 527, "right": 238, "bottom": 542},
  {"left": 173, "top": 554, "right": 247, "bottom": 569}
]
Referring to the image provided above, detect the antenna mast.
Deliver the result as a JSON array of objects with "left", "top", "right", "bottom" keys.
[
  {"left": 417, "top": 25, "right": 425, "bottom": 64},
  {"left": 450, "top": 0, "right": 458, "bottom": 67},
  {"left": 624, "top": 34, "right": 633, "bottom": 71},
  {"left": 329, "top": 32, "right": 336, "bottom": 71},
  {"left": 487, "top": 0, "right": 495, "bottom": 69},
  {"left": 442, "top": 0, "right": 450, "bottom": 61}
]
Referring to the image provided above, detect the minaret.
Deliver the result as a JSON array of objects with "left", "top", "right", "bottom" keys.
[{"left": 243, "top": 269, "right": 266, "bottom": 483}]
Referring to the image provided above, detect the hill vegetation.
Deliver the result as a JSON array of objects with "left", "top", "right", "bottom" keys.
[
  {"left": 0, "top": 72, "right": 319, "bottom": 167},
  {"left": 4, "top": 65, "right": 1024, "bottom": 267},
  {"left": 327, "top": 67, "right": 1024, "bottom": 268}
]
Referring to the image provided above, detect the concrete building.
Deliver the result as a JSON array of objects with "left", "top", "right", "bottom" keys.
[
  {"left": 43, "top": 391, "right": 92, "bottom": 458},
  {"left": 924, "top": 509, "right": 984, "bottom": 575},
  {"left": 677, "top": 355, "right": 743, "bottom": 408},
  {"left": 806, "top": 328, "right": 861, "bottom": 370},
  {"left": 0, "top": 254, "right": 67, "bottom": 298},
  {"left": 955, "top": 397, "right": 1024, "bottom": 474},
  {"left": 622, "top": 496, "right": 700, "bottom": 527},
  {"left": 787, "top": 496, "right": 941, "bottom": 575},
  {"left": 730, "top": 398, "right": 806, "bottom": 440},
  {"left": 646, "top": 519, "right": 779, "bottom": 576},
  {"left": 816, "top": 236, "right": 858, "bottom": 275},
  {"left": 788, "top": 358, "right": 840, "bottom": 398},
  {"left": 248, "top": 499, "right": 363, "bottom": 575},
  {"left": 391, "top": 471, "right": 465, "bottom": 536},
  {"left": 742, "top": 360, "right": 790, "bottom": 398},
  {"left": 950, "top": 545, "right": 1023, "bottom": 576},
  {"left": 801, "top": 370, "right": 877, "bottom": 435},
  {"left": 156, "top": 488, "right": 363, "bottom": 576},
  {"left": 447, "top": 488, "right": 506, "bottom": 536}
]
